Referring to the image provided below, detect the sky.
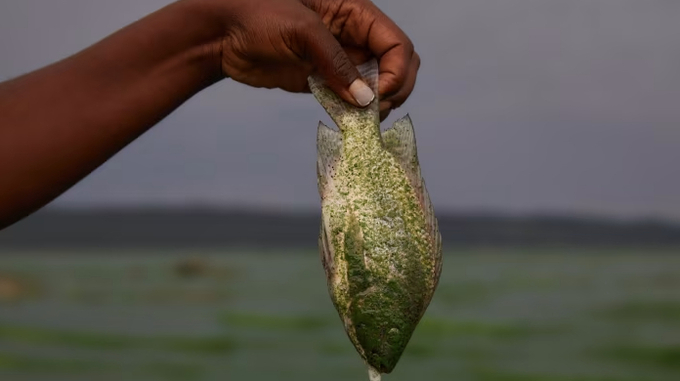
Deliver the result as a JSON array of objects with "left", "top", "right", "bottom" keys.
[{"left": 1, "top": 0, "right": 679, "bottom": 220}]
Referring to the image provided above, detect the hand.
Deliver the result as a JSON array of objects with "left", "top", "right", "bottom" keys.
[
  {"left": 0, "top": 0, "right": 419, "bottom": 229},
  {"left": 215, "top": 0, "right": 420, "bottom": 120}
]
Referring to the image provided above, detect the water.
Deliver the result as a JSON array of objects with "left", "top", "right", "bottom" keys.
[{"left": 0, "top": 247, "right": 679, "bottom": 381}]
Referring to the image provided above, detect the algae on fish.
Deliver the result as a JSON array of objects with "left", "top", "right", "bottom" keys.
[{"left": 309, "top": 59, "right": 443, "bottom": 380}]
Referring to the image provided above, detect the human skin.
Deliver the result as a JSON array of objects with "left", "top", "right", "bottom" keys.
[{"left": 0, "top": 0, "right": 420, "bottom": 230}]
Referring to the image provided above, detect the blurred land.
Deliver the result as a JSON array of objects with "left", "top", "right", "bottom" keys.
[{"left": 1, "top": 208, "right": 680, "bottom": 249}]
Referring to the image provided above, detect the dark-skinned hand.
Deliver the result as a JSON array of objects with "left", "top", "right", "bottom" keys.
[
  {"left": 215, "top": 0, "right": 420, "bottom": 120},
  {"left": 0, "top": 0, "right": 419, "bottom": 229}
]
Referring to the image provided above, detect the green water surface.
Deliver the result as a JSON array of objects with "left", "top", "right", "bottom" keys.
[{"left": 0, "top": 247, "right": 678, "bottom": 381}]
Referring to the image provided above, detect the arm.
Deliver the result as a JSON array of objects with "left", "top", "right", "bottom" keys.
[
  {"left": 0, "top": 1, "right": 224, "bottom": 228},
  {"left": 0, "top": 0, "right": 419, "bottom": 230}
]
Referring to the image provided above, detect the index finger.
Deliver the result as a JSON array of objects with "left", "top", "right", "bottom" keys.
[{"left": 363, "top": 7, "right": 415, "bottom": 99}]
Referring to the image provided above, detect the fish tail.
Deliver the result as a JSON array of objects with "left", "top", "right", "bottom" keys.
[{"left": 308, "top": 59, "right": 380, "bottom": 132}]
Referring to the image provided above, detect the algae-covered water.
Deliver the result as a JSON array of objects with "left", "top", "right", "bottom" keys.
[{"left": 0, "top": 248, "right": 679, "bottom": 381}]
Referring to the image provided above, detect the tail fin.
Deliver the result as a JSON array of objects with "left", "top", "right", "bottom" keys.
[{"left": 308, "top": 59, "right": 380, "bottom": 131}]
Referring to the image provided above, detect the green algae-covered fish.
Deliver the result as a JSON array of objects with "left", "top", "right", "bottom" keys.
[{"left": 308, "top": 59, "right": 443, "bottom": 381}]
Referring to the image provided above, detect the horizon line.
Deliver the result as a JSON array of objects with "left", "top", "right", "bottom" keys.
[{"left": 35, "top": 205, "right": 680, "bottom": 227}]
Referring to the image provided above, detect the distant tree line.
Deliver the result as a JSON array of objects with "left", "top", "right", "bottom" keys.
[{"left": 0, "top": 208, "right": 679, "bottom": 249}]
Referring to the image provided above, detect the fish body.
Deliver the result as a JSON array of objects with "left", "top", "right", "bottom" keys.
[{"left": 309, "top": 60, "right": 442, "bottom": 378}]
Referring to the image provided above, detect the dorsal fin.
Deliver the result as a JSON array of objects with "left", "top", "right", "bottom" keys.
[
  {"left": 316, "top": 121, "right": 343, "bottom": 197},
  {"left": 382, "top": 115, "right": 442, "bottom": 292},
  {"left": 308, "top": 59, "right": 379, "bottom": 131}
]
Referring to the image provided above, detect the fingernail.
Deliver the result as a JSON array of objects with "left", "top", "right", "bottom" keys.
[{"left": 349, "top": 79, "right": 375, "bottom": 107}]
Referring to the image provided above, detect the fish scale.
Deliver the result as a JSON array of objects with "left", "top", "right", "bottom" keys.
[{"left": 309, "top": 59, "right": 442, "bottom": 380}]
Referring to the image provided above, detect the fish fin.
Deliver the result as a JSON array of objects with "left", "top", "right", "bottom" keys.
[
  {"left": 381, "top": 114, "right": 421, "bottom": 182},
  {"left": 382, "top": 115, "right": 443, "bottom": 292},
  {"left": 423, "top": 178, "right": 444, "bottom": 293},
  {"left": 317, "top": 121, "right": 343, "bottom": 197},
  {"left": 319, "top": 220, "right": 335, "bottom": 282},
  {"left": 308, "top": 59, "right": 379, "bottom": 130},
  {"left": 356, "top": 58, "right": 380, "bottom": 96}
]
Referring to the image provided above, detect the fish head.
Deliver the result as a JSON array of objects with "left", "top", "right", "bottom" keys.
[{"left": 348, "top": 287, "right": 421, "bottom": 373}]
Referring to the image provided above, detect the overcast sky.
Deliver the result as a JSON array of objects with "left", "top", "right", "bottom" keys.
[{"left": 1, "top": 0, "right": 679, "bottom": 220}]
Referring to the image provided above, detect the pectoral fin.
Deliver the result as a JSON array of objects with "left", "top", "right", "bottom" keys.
[
  {"left": 319, "top": 220, "right": 335, "bottom": 285},
  {"left": 382, "top": 115, "right": 442, "bottom": 291}
]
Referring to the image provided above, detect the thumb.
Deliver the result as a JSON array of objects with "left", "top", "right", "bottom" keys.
[{"left": 299, "top": 21, "right": 375, "bottom": 107}]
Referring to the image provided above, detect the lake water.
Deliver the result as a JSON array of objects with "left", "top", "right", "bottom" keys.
[{"left": 0, "top": 247, "right": 679, "bottom": 381}]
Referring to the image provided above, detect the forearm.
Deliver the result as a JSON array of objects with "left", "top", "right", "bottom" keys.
[{"left": 0, "top": 0, "right": 224, "bottom": 228}]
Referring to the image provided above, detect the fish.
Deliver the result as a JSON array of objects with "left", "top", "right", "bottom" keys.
[{"left": 308, "top": 59, "right": 443, "bottom": 381}]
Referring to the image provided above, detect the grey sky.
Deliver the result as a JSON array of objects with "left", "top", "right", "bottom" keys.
[{"left": 1, "top": 0, "right": 679, "bottom": 220}]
